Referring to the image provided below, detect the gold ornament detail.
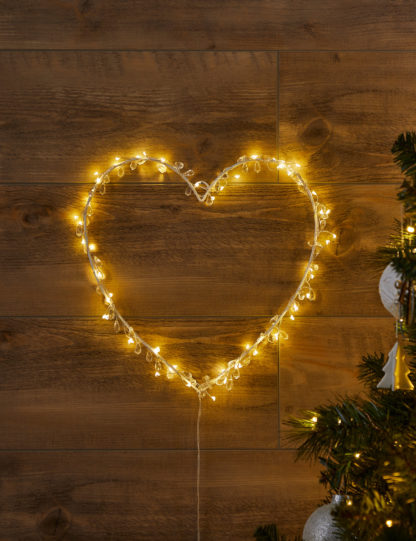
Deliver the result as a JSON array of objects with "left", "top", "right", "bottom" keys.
[{"left": 377, "top": 337, "right": 414, "bottom": 391}]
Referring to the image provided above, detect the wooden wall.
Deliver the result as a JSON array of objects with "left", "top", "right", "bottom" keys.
[{"left": 0, "top": 2, "right": 414, "bottom": 539}]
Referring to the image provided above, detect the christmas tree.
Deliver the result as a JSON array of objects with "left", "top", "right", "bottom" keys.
[{"left": 286, "top": 132, "right": 416, "bottom": 540}]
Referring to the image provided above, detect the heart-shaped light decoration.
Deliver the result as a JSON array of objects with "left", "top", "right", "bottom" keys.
[{"left": 74, "top": 153, "right": 334, "bottom": 400}]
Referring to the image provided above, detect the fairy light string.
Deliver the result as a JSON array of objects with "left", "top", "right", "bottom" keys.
[{"left": 74, "top": 153, "right": 335, "bottom": 401}]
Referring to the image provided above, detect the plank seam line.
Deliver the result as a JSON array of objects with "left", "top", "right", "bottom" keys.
[
  {"left": 0, "top": 182, "right": 401, "bottom": 187},
  {"left": 0, "top": 49, "right": 415, "bottom": 53},
  {"left": 0, "top": 315, "right": 394, "bottom": 320},
  {"left": 0, "top": 448, "right": 298, "bottom": 452}
]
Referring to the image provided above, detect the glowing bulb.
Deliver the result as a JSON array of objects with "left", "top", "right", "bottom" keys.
[
  {"left": 310, "top": 273, "right": 315, "bottom": 279},
  {"left": 253, "top": 349, "right": 258, "bottom": 356},
  {"left": 127, "top": 337, "right": 134, "bottom": 344},
  {"left": 186, "top": 381, "right": 191, "bottom": 387},
  {"left": 250, "top": 154, "right": 258, "bottom": 159},
  {"left": 102, "top": 314, "right": 109, "bottom": 320},
  {"left": 295, "top": 163, "right": 301, "bottom": 168},
  {"left": 234, "top": 174, "right": 240, "bottom": 179},
  {"left": 385, "top": 520, "right": 393, "bottom": 528},
  {"left": 311, "top": 416, "right": 318, "bottom": 423},
  {"left": 115, "top": 157, "right": 120, "bottom": 162},
  {"left": 81, "top": 238, "right": 85, "bottom": 245},
  {"left": 155, "top": 371, "right": 160, "bottom": 377},
  {"left": 338, "top": 418, "right": 342, "bottom": 425},
  {"left": 332, "top": 233, "right": 337, "bottom": 239},
  {"left": 312, "top": 190, "right": 317, "bottom": 196},
  {"left": 89, "top": 243, "right": 96, "bottom": 251},
  {"left": 354, "top": 452, "right": 360, "bottom": 459},
  {"left": 154, "top": 346, "right": 160, "bottom": 354},
  {"left": 407, "top": 225, "right": 415, "bottom": 233},
  {"left": 325, "top": 239, "right": 330, "bottom": 245},
  {"left": 96, "top": 271, "right": 104, "bottom": 279},
  {"left": 346, "top": 499, "right": 352, "bottom": 506},
  {"left": 211, "top": 395, "right": 216, "bottom": 401},
  {"left": 160, "top": 157, "right": 166, "bottom": 162},
  {"left": 290, "top": 314, "right": 295, "bottom": 320},
  {"left": 73, "top": 214, "right": 79, "bottom": 221},
  {"left": 306, "top": 293, "right": 311, "bottom": 299},
  {"left": 245, "top": 344, "right": 250, "bottom": 350},
  {"left": 94, "top": 171, "right": 99, "bottom": 176},
  {"left": 273, "top": 332, "right": 279, "bottom": 341},
  {"left": 292, "top": 302, "right": 299, "bottom": 312},
  {"left": 237, "top": 362, "right": 242, "bottom": 368},
  {"left": 220, "top": 186, "right": 224, "bottom": 191}
]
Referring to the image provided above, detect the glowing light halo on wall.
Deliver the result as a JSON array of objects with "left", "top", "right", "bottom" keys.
[{"left": 74, "top": 153, "right": 335, "bottom": 401}]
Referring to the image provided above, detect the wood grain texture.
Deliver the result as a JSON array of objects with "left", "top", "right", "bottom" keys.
[
  {"left": 0, "top": 183, "right": 398, "bottom": 317},
  {"left": 1, "top": 5, "right": 413, "bottom": 537},
  {"left": 279, "top": 317, "right": 395, "bottom": 447},
  {"left": 0, "top": 1, "right": 415, "bottom": 51},
  {"left": 0, "top": 51, "right": 276, "bottom": 183},
  {"left": 0, "top": 450, "right": 324, "bottom": 540},
  {"left": 0, "top": 317, "right": 278, "bottom": 450},
  {"left": 279, "top": 52, "right": 416, "bottom": 183}
]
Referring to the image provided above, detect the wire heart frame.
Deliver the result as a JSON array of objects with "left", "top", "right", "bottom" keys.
[{"left": 74, "top": 153, "right": 335, "bottom": 401}]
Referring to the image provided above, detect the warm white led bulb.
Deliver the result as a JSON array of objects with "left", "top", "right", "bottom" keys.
[{"left": 76, "top": 153, "right": 332, "bottom": 398}]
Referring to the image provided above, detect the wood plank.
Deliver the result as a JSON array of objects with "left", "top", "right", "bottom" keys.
[
  {"left": 0, "top": 183, "right": 399, "bottom": 317},
  {"left": 279, "top": 52, "right": 416, "bottom": 183},
  {"left": 0, "top": 450, "right": 324, "bottom": 539},
  {"left": 0, "top": 317, "right": 278, "bottom": 449},
  {"left": 1, "top": 1, "right": 416, "bottom": 51},
  {"left": 0, "top": 51, "right": 276, "bottom": 183},
  {"left": 279, "top": 317, "right": 395, "bottom": 447}
]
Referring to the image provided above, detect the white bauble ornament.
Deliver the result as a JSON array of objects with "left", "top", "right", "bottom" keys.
[
  {"left": 303, "top": 495, "right": 343, "bottom": 541},
  {"left": 379, "top": 263, "right": 401, "bottom": 319}
]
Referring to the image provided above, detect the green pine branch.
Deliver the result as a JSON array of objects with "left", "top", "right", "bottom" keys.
[{"left": 280, "top": 133, "right": 416, "bottom": 541}]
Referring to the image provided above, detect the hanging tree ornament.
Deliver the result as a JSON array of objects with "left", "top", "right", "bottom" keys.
[
  {"left": 378, "top": 264, "right": 414, "bottom": 391},
  {"left": 378, "top": 263, "right": 401, "bottom": 319},
  {"left": 303, "top": 495, "right": 344, "bottom": 541},
  {"left": 378, "top": 336, "right": 414, "bottom": 391}
]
